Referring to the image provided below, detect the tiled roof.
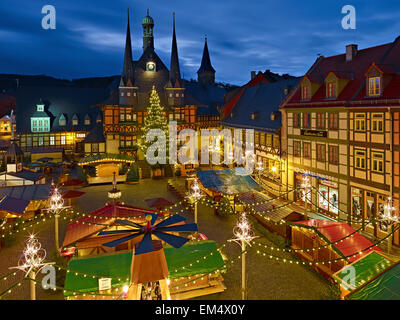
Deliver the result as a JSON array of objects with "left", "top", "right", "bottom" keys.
[
  {"left": 222, "top": 78, "right": 300, "bottom": 133},
  {"left": 6, "top": 169, "right": 44, "bottom": 182},
  {"left": 16, "top": 86, "right": 110, "bottom": 133},
  {"left": 284, "top": 38, "right": 400, "bottom": 108}
]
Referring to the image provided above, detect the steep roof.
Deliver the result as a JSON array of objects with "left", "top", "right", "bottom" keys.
[
  {"left": 197, "top": 38, "right": 215, "bottom": 74},
  {"left": 184, "top": 81, "right": 227, "bottom": 115},
  {"left": 121, "top": 9, "right": 134, "bottom": 87},
  {"left": 283, "top": 38, "right": 400, "bottom": 108},
  {"left": 169, "top": 13, "right": 181, "bottom": 88},
  {"left": 5, "top": 141, "right": 24, "bottom": 157},
  {"left": 222, "top": 78, "right": 300, "bottom": 133},
  {"left": 16, "top": 86, "right": 110, "bottom": 133},
  {"left": 82, "top": 122, "right": 105, "bottom": 143},
  {"left": 0, "top": 195, "right": 30, "bottom": 215}
]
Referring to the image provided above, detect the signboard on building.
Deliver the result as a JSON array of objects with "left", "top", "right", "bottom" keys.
[{"left": 301, "top": 129, "right": 327, "bottom": 138}]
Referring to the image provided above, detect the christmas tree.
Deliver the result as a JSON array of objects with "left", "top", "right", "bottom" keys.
[{"left": 140, "top": 86, "right": 169, "bottom": 161}]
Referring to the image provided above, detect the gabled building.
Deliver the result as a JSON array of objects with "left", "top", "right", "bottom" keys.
[
  {"left": 281, "top": 36, "right": 400, "bottom": 247},
  {"left": 15, "top": 86, "right": 110, "bottom": 157},
  {"left": 222, "top": 71, "right": 299, "bottom": 194},
  {"left": 101, "top": 10, "right": 228, "bottom": 161}
]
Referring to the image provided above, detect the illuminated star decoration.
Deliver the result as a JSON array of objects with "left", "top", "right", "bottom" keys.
[
  {"left": 48, "top": 184, "right": 65, "bottom": 214},
  {"left": 190, "top": 178, "right": 202, "bottom": 201},
  {"left": 231, "top": 212, "right": 257, "bottom": 247},
  {"left": 10, "top": 234, "right": 51, "bottom": 277}
]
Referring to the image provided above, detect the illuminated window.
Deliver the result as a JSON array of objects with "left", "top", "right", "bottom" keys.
[
  {"left": 127, "top": 92, "right": 131, "bottom": 97},
  {"left": 132, "top": 113, "right": 137, "bottom": 121},
  {"left": 328, "top": 113, "right": 338, "bottom": 130},
  {"left": 328, "top": 145, "right": 339, "bottom": 164},
  {"left": 59, "top": 114, "right": 66, "bottom": 126},
  {"left": 371, "top": 113, "right": 384, "bottom": 133},
  {"left": 84, "top": 115, "right": 91, "bottom": 125},
  {"left": 355, "top": 149, "right": 366, "bottom": 169},
  {"left": 61, "top": 136, "right": 66, "bottom": 145},
  {"left": 316, "top": 144, "right": 326, "bottom": 162},
  {"left": 293, "top": 113, "right": 301, "bottom": 128},
  {"left": 302, "top": 85, "right": 310, "bottom": 100},
  {"left": 368, "top": 77, "right": 381, "bottom": 96},
  {"left": 255, "top": 132, "right": 260, "bottom": 145},
  {"left": 316, "top": 113, "right": 325, "bottom": 129},
  {"left": 303, "top": 142, "right": 311, "bottom": 158},
  {"left": 120, "top": 113, "right": 125, "bottom": 122},
  {"left": 302, "top": 113, "right": 311, "bottom": 128},
  {"left": 354, "top": 113, "right": 366, "bottom": 131},
  {"left": 327, "top": 82, "right": 336, "bottom": 98},
  {"left": 293, "top": 141, "right": 301, "bottom": 157},
  {"left": 50, "top": 136, "right": 55, "bottom": 145},
  {"left": 371, "top": 152, "right": 384, "bottom": 173},
  {"left": 72, "top": 114, "right": 78, "bottom": 126}
]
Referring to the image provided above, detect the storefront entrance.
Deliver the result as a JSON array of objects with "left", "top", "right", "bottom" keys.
[{"left": 318, "top": 180, "right": 338, "bottom": 216}]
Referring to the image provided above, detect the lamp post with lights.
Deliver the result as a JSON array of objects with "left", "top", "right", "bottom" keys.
[
  {"left": 302, "top": 175, "right": 311, "bottom": 220},
  {"left": 9, "top": 235, "right": 54, "bottom": 300},
  {"left": 48, "top": 184, "right": 65, "bottom": 251},
  {"left": 189, "top": 178, "right": 202, "bottom": 226},
  {"left": 229, "top": 212, "right": 257, "bottom": 300},
  {"left": 380, "top": 196, "right": 398, "bottom": 253}
]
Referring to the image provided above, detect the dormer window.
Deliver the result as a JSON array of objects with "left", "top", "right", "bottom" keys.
[
  {"left": 96, "top": 113, "right": 102, "bottom": 123},
  {"left": 59, "top": 114, "right": 66, "bottom": 126},
  {"left": 146, "top": 61, "right": 156, "bottom": 72},
  {"left": 327, "top": 82, "right": 337, "bottom": 98},
  {"left": 302, "top": 85, "right": 310, "bottom": 100},
  {"left": 72, "top": 114, "right": 79, "bottom": 126},
  {"left": 368, "top": 77, "right": 381, "bottom": 96},
  {"left": 37, "top": 104, "right": 44, "bottom": 112},
  {"left": 251, "top": 112, "right": 259, "bottom": 120},
  {"left": 84, "top": 114, "right": 91, "bottom": 125}
]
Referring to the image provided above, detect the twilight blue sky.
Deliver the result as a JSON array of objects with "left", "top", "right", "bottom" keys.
[{"left": 1, "top": 0, "right": 399, "bottom": 85}]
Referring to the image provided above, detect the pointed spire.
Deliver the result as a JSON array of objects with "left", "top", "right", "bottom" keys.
[
  {"left": 197, "top": 36, "right": 216, "bottom": 74},
  {"left": 169, "top": 12, "right": 181, "bottom": 87},
  {"left": 122, "top": 8, "right": 134, "bottom": 86}
]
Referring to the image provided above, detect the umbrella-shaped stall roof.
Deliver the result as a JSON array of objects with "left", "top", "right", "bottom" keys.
[{"left": 145, "top": 197, "right": 174, "bottom": 210}]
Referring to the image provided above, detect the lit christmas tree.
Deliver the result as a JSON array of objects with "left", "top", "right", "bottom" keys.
[{"left": 140, "top": 86, "right": 169, "bottom": 161}]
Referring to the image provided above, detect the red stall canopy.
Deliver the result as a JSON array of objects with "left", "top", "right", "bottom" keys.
[{"left": 295, "top": 219, "right": 382, "bottom": 263}]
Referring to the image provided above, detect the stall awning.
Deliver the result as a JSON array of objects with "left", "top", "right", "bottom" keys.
[
  {"left": 295, "top": 219, "right": 382, "bottom": 263},
  {"left": 347, "top": 261, "right": 400, "bottom": 300},
  {"left": 197, "top": 169, "right": 262, "bottom": 195},
  {"left": 63, "top": 241, "right": 225, "bottom": 296},
  {"left": 333, "top": 251, "right": 394, "bottom": 291}
]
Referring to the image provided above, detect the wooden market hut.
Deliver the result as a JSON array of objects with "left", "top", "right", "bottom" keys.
[
  {"left": 63, "top": 240, "right": 226, "bottom": 300},
  {"left": 332, "top": 250, "right": 395, "bottom": 299},
  {"left": 291, "top": 219, "right": 383, "bottom": 280},
  {"left": 238, "top": 190, "right": 303, "bottom": 238},
  {"left": 78, "top": 153, "right": 135, "bottom": 184}
]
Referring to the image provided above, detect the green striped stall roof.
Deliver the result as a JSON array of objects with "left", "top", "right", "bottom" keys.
[
  {"left": 333, "top": 251, "right": 394, "bottom": 292},
  {"left": 63, "top": 240, "right": 225, "bottom": 296},
  {"left": 348, "top": 262, "right": 400, "bottom": 300}
]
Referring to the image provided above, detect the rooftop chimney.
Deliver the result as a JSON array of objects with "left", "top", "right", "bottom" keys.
[
  {"left": 346, "top": 44, "right": 358, "bottom": 62},
  {"left": 251, "top": 71, "right": 256, "bottom": 80}
]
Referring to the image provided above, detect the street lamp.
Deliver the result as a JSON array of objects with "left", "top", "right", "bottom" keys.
[
  {"left": 189, "top": 178, "right": 202, "bottom": 226},
  {"left": 108, "top": 172, "right": 122, "bottom": 203},
  {"left": 9, "top": 235, "right": 54, "bottom": 300},
  {"left": 48, "top": 183, "right": 65, "bottom": 251},
  {"left": 379, "top": 196, "right": 398, "bottom": 253},
  {"left": 229, "top": 212, "right": 257, "bottom": 300},
  {"left": 302, "top": 175, "right": 311, "bottom": 220}
]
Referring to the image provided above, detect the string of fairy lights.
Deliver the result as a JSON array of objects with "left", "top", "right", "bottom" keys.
[{"left": 1, "top": 168, "right": 399, "bottom": 300}]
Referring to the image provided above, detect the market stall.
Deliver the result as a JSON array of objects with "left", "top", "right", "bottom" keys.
[
  {"left": 332, "top": 250, "right": 395, "bottom": 299},
  {"left": 291, "top": 219, "right": 383, "bottom": 279}
]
